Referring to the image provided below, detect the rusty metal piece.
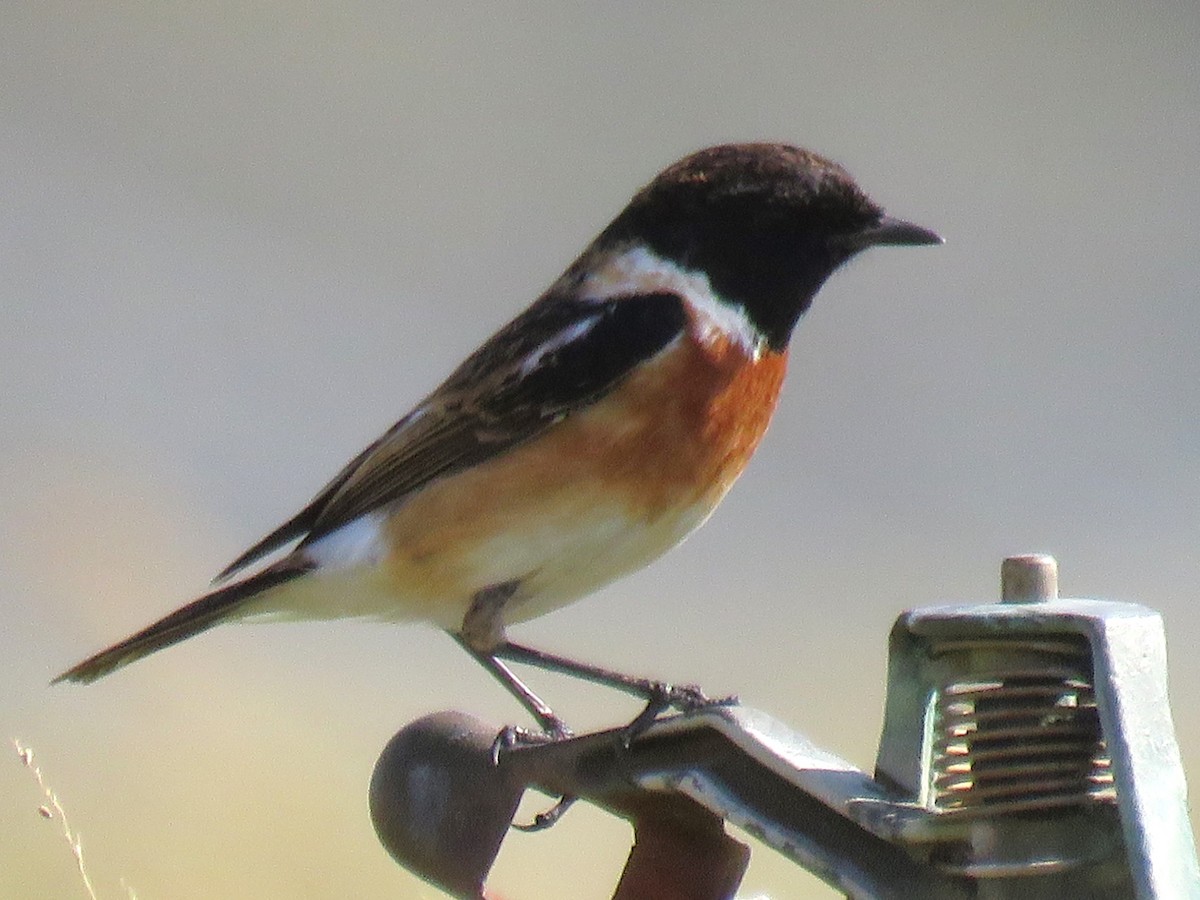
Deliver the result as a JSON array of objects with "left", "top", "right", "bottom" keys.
[
  {"left": 613, "top": 809, "right": 749, "bottom": 900},
  {"left": 368, "top": 711, "right": 523, "bottom": 899}
]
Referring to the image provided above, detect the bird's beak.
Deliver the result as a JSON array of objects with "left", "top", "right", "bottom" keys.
[{"left": 845, "top": 215, "right": 943, "bottom": 250}]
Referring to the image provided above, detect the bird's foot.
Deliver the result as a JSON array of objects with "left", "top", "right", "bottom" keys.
[
  {"left": 620, "top": 682, "right": 739, "bottom": 746},
  {"left": 489, "top": 721, "right": 577, "bottom": 832},
  {"left": 511, "top": 794, "right": 578, "bottom": 833},
  {"left": 489, "top": 719, "right": 574, "bottom": 766}
]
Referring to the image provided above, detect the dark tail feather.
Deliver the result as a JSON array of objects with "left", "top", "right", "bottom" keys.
[
  {"left": 212, "top": 507, "right": 317, "bottom": 584},
  {"left": 53, "top": 563, "right": 310, "bottom": 685}
]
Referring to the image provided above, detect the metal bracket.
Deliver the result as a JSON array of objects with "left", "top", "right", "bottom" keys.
[{"left": 369, "top": 556, "right": 1199, "bottom": 898}]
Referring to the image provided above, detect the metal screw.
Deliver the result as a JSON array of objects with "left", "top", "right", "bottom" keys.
[{"left": 1000, "top": 554, "right": 1058, "bottom": 603}]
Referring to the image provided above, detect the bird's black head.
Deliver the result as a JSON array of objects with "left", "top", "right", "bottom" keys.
[{"left": 601, "top": 143, "right": 940, "bottom": 350}]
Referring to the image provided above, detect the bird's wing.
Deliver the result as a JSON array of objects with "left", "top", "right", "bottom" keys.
[{"left": 214, "top": 291, "right": 687, "bottom": 581}]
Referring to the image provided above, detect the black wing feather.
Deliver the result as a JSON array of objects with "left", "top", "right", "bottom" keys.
[{"left": 216, "top": 291, "right": 686, "bottom": 579}]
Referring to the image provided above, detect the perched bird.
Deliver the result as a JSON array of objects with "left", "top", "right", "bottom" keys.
[{"left": 56, "top": 143, "right": 939, "bottom": 736}]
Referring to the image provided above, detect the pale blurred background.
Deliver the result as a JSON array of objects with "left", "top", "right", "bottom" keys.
[{"left": 3, "top": 3, "right": 1199, "bottom": 898}]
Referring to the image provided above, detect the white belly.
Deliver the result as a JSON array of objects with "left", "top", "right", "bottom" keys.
[{"left": 238, "top": 496, "right": 716, "bottom": 635}]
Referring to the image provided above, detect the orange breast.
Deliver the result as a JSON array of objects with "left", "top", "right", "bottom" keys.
[
  {"left": 376, "top": 319, "right": 788, "bottom": 623},
  {"left": 578, "top": 327, "right": 788, "bottom": 514}
]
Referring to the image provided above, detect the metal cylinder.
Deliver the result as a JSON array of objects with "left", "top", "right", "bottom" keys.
[{"left": 1000, "top": 555, "right": 1058, "bottom": 604}]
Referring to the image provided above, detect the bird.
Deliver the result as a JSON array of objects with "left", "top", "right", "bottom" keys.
[{"left": 55, "top": 143, "right": 940, "bottom": 738}]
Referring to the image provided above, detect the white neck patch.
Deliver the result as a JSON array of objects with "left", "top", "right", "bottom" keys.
[{"left": 577, "top": 245, "right": 767, "bottom": 360}]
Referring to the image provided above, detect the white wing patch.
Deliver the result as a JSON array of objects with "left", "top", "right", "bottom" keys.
[
  {"left": 577, "top": 244, "right": 766, "bottom": 360},
  {"left": 519, "top": 315, "right": 602, "bottom": 376},
  {"left": 305, "top": 511, "right": 388, "bottom": 570}
]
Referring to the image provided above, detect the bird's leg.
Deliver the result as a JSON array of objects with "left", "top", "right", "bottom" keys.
[
  {"left": 459, "top": 581, "right": 572, "bottom": 737},
  {"left": 453, "top": 634, "right": 573, "bottom": 745},
  {"left": 494, "top": 640, "right": 736, "bottom": 709},
  {"left": 456, "top": 582, "right": 579, "bottom": 831},
  {"left": 454, "top": 636, "right": 578, "bottom": 831},
  {"left": 493, "top": 640, "right": 738, "bottom": 741}
]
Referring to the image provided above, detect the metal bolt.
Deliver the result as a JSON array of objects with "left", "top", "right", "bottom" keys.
[{"left": 1000, "top": 554, "right": 1058, "bottom": 603}]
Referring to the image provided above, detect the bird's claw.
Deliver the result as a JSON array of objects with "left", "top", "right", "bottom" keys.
[
  {"left": 487, "top": 718, "right": 576, "bottom": 830},
  {"left": 658, "top": 682, "right": 738, "bottom": 713},
  {"left": 489, "top": 721, "right": 573, "bottom": 766},
  {"left": 620, "top": 682, "right": 739, "bottom": 746},
  {"left": 512, "top": 794, "right": 577, "bottom": 832}
]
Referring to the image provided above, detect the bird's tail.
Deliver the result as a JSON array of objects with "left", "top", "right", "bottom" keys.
[{"left": 53, "top": 562, "right": 311, "bottom": 685}]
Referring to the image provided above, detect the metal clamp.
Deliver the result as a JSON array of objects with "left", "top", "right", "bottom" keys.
[{"left": 369, "top": 556, "right": 1198, "bottom": 898}]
